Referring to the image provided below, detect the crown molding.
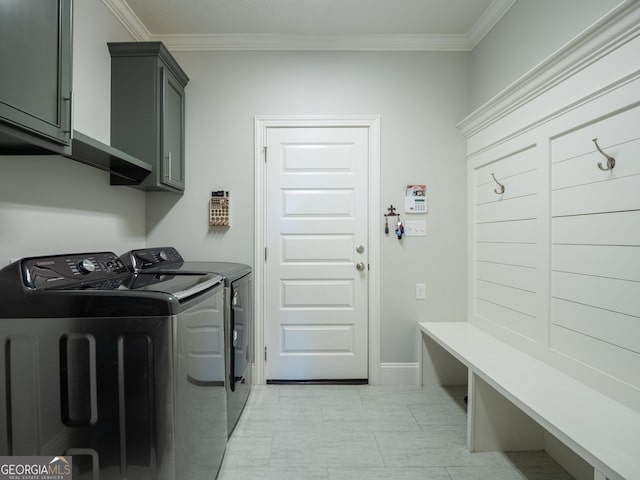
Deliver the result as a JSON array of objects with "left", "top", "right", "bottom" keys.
[
  {"left": 101, "top": 0, "right": 516, "bottom": 52},
  {"left": 101, "top": 0, "right": 151, "bottom": 41},
  {"left": 457, "top": 0, "right": 640, "bottom": 139},
  {"left": 467, "top": 0, "right": 518, "bottom": 49}
]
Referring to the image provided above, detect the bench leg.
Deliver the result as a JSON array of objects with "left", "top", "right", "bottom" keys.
[
  {"left": 468, "top": 372, "right": 544, "bottom": 452},
  {"left": 420, "top": 331, "right": 467, "bottom": 385}
]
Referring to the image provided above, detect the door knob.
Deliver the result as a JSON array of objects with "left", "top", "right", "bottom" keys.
[
  {"left": 356, "top": 244, "right": 365, "bottom": 254},
  {"left": 356, "top": 262, "right": 366, "bottom": 271}
]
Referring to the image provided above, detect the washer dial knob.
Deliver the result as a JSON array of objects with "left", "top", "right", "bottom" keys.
[{"left": 78, "top": 259, "right": 96, "bottom": 274}]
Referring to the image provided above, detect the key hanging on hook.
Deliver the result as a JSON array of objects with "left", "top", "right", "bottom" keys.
[
  {"left": 385, "top": 217, "right": 389, "bottom": 234},
  {"left": 396, "top": 218, "right": 404, "bottom": 240}
]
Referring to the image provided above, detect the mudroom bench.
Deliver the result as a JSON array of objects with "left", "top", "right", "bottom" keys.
[{"left": 419, "top": 321, "right": 640, "bottom": 480}]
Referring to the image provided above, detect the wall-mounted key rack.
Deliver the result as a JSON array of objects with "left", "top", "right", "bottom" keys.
[{"left": 384, "top": 204, "right": 404, "bottom": 239}]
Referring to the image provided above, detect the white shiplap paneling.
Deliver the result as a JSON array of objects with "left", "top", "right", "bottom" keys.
[
  {"left": 550, "top": 324, "right": 640, "bottom": 388},
  {"left": 552, "top": 298, "right": 640, "bottom": 354},
  {"left": 476, "top": 194, "right": 538, "bottom": 223},
  {"left": 463, "top": 1, "right": 640, "bottom": 418},
  {"left": 552, "top": 174, "right": 640, "bottom": 217},
  {"left": 552, "top": 271, "right": 640, "bottom": 319},
  {"left": 476, "top": 279, "right": 537, "bottom": 318},
  {"left": 550, "top": 103, "right": 640, "bottom": 163},
  {"left": 476, "top": 218, "right": 537, "bottom": 243},
  {"left": 476, "top": 242, "right": 537, "bottom": 268},
  {"left": 552, "top": 211, "right": 640, "bottom": 246},
  {"left": 474, "top": 145, "right": 536, "bottom": 185},
  {"left": 548, "top": 101, "right": 640, "bottom": 406},
  {"left": 476, "top": 261, "right": 537, "bottom": 292},
  {"left": 553, "top": 244, "right": 640, "bottom": 282},
  {"left": 473, "top": 143, "right": 540, "bottom": 342},
  {"left": 475, "top": 169, "right": 538, "bottom": 205},
  {"left": 552, "top": 139, "right": 640, "bottom": 191},
  {"left": 475, "top": 298, "right": 537, "bottom": 340}
]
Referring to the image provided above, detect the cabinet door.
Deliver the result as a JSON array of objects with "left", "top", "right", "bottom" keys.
[
  {"left": 0, "top": 0, "right": 72, "bottom": 145},
  {"left": 161, "top": 67, "right": 185, "bottom": 191}
]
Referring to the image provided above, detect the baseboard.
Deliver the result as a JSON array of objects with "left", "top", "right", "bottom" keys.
[{"left": 380, "top": 362, "right": 420, "bottom": 385}]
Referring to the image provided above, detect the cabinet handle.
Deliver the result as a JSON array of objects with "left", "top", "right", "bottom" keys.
[
  {"left": 63, "top": 95, "right": 72, "bottom": 136},
  {"left": 164, "top": 152, "right": 172, "bottom": 181},
  {"left": 592, "top": 138, "right": 616, "bottom": 171}
]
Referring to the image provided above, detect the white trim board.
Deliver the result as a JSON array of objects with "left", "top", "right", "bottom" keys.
[
  {"left": 380, "top": 363, "right": 420, "bottom": 386},
  {"left": 254, "top": 115, "right": 381, "bottom": 385}
]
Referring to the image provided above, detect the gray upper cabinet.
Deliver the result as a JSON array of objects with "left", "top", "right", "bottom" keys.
[
  {"left": 0, "top": 0, "right": 72, "bottom": 153},
  {"left": 109, "top": 42, "right": 189, "bottom": 193}
]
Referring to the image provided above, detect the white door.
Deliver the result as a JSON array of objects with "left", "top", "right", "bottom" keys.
[{"left": 265, "top": 126, "right": 369, "bottom": 380}]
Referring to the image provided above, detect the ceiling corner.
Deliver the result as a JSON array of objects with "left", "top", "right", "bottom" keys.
[
  {"left": 466, "top": 0, "right": 518, "bottom": 50},
  {"left": 101, "top": 0, "right": 152, "bottom": 41}
]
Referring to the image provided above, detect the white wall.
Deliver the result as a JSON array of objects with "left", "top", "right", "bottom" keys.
[
  {"left": 146, "top": 51, "right": 470, "bottom": 364},
  {"left": 469, "top": 0, "right": 623, "bottom": 111},
  {"left": 0, "top": 0, "right": 145, "bottom": 264}
]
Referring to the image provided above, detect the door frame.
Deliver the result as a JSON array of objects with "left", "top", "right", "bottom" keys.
[{"left": 254, "top": 115, "right": 381, "bottom": 385}]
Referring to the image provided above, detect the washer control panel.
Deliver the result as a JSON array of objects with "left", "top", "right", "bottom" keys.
[{"left": 22, "top": 252, "right": 129, "bottom": 289}]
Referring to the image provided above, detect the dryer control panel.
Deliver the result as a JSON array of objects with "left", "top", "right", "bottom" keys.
[{"left": 120, "top": 246, "right": 184, "bottom": 271}]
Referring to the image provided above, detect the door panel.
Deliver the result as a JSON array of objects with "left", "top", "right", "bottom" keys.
[
  {"left": 266, "top": 127, "right": 369, "bottom": 380},
  {"left": 282, "top": 235, "right": 354, "bottom": 263},
  {"left": 281, "top": 279, "right": 355, "bottom": 307},
  {"left": 282, "top": 324, "right": 355, "bottom": 353}
]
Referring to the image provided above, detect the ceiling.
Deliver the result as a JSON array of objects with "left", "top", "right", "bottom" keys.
[{"left": 103, "top": 0, "right": 517, "bottom": 51}]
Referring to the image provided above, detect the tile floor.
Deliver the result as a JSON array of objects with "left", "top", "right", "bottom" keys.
[{"left": 218, "top": 384, "right": 574, "bottom": 480}]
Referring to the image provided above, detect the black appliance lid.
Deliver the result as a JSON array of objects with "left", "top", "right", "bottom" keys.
[
  {"left": 0, "top": 251, "right": 223, "bottom": 318},
  {"left": 120, "top": 246, "right": 251, "bottom": 283},
  {"left": 56, "top": 271, "right": 222, "bottom": 299}
]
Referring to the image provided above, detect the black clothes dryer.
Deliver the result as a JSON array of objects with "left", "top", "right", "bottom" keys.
[{"left": 120, "top": 247, "right": 252, "bottom": 437}]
